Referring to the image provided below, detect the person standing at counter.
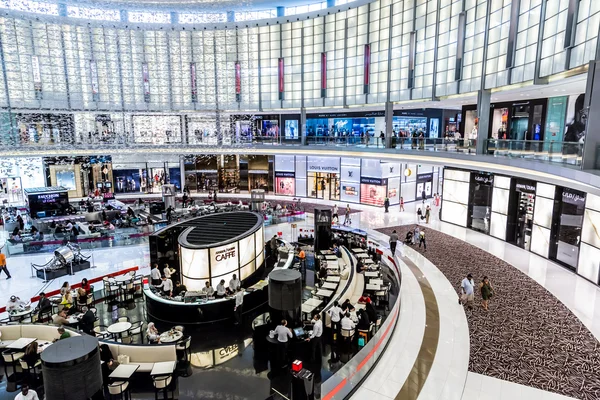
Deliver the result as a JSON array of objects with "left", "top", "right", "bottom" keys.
[
  {"left": 216, "top": 280, "right": 227, "bottom": 298},
  {"left": 173, "top": 281, "right": 187, "bottom": 297},
  {"left": 202, "top": 281, "right": 215, "bottom": 297},
  {"left": 234, "top": 287, "right": 244, "bottom": 325},
  {"left": 155, "top": 276, "right": 173, "bottom": 297},
  {"left": 328, "top": 301, "right": 343, "bottom": 340},
  {"left": 150, "top": 264, "right": 162, "bottom": 286},
  {"left": 270, "top": 235, "right": 278, "bottom": 258},
  {"left": 163, "top": 264, "right": 175, "bottom": 280},
  {"left": 305, "top": 313, "right": 323, "bottom": 362},
  {"left": 228, "top": 274, "right": 241, "bottom": 294},
  {"left": 274, "top": 319, "right": 293, "bottom": 367}
]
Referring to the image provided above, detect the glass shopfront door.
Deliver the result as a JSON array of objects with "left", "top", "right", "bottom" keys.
[{"left": 308, "top": 172, "right": 340, "bottom": 200}]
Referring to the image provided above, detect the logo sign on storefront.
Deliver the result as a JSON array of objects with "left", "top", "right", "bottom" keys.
[
  {"left": 516, "top": 183, "right": 536, "bottom": 193},
  {"left": 307, "top": 157, "right": 340, "bottom": 173},
  {"left": 215, "top": 246, "right": 236, "bottom": 262},
  {"left": 360, "top": 177, "right": 387, "bottom": 185},
  {"left": 562, "top": 190, "right": 585, "bottom": 204},
  {"left": 275, "top": 172, "right": 295, "bottom": 178},
  {"left": 474, "top": 174, "right": 494, "bottom": 185},
  {"left": 417, "top": 173, "right": 433, "bottom": 182}
]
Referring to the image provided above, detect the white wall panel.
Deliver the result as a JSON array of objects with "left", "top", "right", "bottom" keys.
[
  {"left": 582, "top": 208, "right": 600, "bottom": 249},
  {"left": 490, "top": 212, "right": 507, "bottom": 240},
  {"left": 536, "top": 182, "right": 556, "bottom": 199},
  {"left": 577, "top": 243, "right": 600, "bottom": 284},
  {"left": 492, "top": 187, "right": 509, "bottom": 215},
  {"left": 441, "top": 201, "right": 468, "bottom": 227},
  {"left": 442, "top": 179, "right": 470, "bottom": 205},
  {"left": 531, "top": 225, "right": 551, "bottom": 258},
  {"left": 533, "top": 196, "right": 554, "bottom": 229}
]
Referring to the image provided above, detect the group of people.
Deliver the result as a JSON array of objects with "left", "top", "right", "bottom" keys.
[
  {"left": 327, "top": 295, "right": 377, "bottom": 340},
  {"left": 459, "top": 273, "right": 494, "bottom": 311},
  {"left": 403, "top": 225, "right": 427, "bottom": 251}
]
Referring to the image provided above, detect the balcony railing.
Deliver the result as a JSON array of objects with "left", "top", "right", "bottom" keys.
[
  {"left": 485, "top": 139, "right": 583, "bottom": 167},
  {"left": 0, "top": 133, "right": 585, "bottom": 167}
]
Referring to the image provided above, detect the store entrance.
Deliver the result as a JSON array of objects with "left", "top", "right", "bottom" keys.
[
  {"left": 507, "top": 180, "right": 537, "bottom": 251},
  {"left": 308, "top": 173, "right": 340, "bottom": 201}
]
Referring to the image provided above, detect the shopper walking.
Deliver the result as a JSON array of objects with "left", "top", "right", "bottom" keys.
[
  {"left": 400, "top": 196, "right": 405, "bottom": 212},
  {"left": 332, "top": 204, "right": 339, "bottom": 223},
  {"left": 459, "top": 273, "right": 475, "bottom": 310},
  {"left": 0, "top": 247, "right": 11, "bottom": 279},
  {"left": 343, "top": 204, "right": 351, "bottom": 225},
  {"left": 384, "top": 197, "right": 390, "bottom": 213},
  {"left": 389, "top": 230, "right": 399, "bottom": 255},
  {"left": 421, "top": 189, "right": 426, "bottom": 203},
  {"left": 479, "top": 276, "right": 493, "bottom": 311},
  {"left": 418, "top": 229, "right": 427, "bottom": 251},
  {"left": 425, "top": 205, "right": 431, "bottom": 224}
]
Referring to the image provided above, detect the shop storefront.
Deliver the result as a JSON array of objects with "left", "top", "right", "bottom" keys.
[
  {"left": 306, "top": 111, "right": 385, "bottom": 138},
  {"left": 274, "top": 155, "right": 295, "bottom": 196},
  {"left": 16, "top": 113, "right": 75, "bottom": 145},
  {"left": 461, "top": 99, "right": 547, "bottom": 140},
  {"left": 340, "top": 158, "right": 361, "bottom": 204},
  {"left": 416, "top": 173, "right": 434, "bottom": 201},
  {"left": 240, "top": 155, "right": 272, "bottom": 192},
  {"left": 219, "top": 155, "right": 240, "bottom": 193},
  {"left": 548, "top": 187, "right": 586, "bottom": 270},
  {"left": 360, "top": 177, "right": 387, "bottom": 206},
  {"left": 506, "top": 179, "right": 537, "bottom": 251},
  {"left": 113, "top": 157, "right": 181, "bottom": 195},
  {"left": 232, "top": 114, "right": 281, "bottom": 142},
  {"left": 133, "top": 115, "right": 183, "bottom": 144},
  {"left": 44, "top": 156, "right": 113, "bottom": 198},
  {"left": 0, "top": 157, "right": 45, "bottom": 205},
  {"left": 306, "top": 156, "right": 341, "bottom": 201},
  {"left": 184, "top": 155, "right": 219, "bottom": 193},
  {"left": 468, "top": 173, "right": 494, "bottom": 234}
]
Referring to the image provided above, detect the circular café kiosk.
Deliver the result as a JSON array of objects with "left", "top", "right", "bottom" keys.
[{"left": 145, "top": 211, "right": 269, "bottom": 324}]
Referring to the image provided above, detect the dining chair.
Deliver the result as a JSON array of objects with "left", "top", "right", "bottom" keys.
[
  {"left": 152, "top": 374, "right": 173, "bottom": 400},
  {"left": 176, "top": 335, "right": 192, "bottom": 361},
  {"left": 107, "top": 380, "right": 130, "bottom": 400}
]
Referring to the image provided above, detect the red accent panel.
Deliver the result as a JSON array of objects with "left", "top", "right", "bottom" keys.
[
  {"left": 235, "top": 61, "right": 241, "bottom": 95},
  {"left": 321, "top": 52, "right": 327, "bottom": 90},
  {"left": 278, "top": 58, "right": 285, "bottom": 93},
  {"left": 364, "top": 44, "right": 371, "bottom": 86}
]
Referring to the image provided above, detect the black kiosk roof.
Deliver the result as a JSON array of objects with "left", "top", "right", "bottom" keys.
[{"left": 177, "top": 212, "right": 263, "bottom": 249}]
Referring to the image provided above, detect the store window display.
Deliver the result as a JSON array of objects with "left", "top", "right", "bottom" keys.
[
  {"left": 507, "top": 180, "right": 537, "bottom": 251},
  {"left": 360, "top": 178, "right": 387, "bottom": 206},
  {"left": 468, "top": 173, "right": 494, "bottom": 234},
  {"left": 275, "top": 174, "right": 295, "bottom": 196}
]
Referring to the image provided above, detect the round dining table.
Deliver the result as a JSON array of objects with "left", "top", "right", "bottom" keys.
[
  {"left": 159, "top": 330, "right": 183, "bottom": 344},
  {"left": 107, "top": 321, "right": 132, "bottom": 339}
]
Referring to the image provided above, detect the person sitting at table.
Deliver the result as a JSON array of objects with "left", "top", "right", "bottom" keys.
[
  {"left": 35, "top": 292, "right": 52, "bottom": 321},
  {"left": 216, "top": 279, "right": 227, "bottom": 298},
  {"left": 150, "top": 264, "right": 162, "bottom": 286},
  {"left": 65, "top": 221, "right": 73, "bottom": 232},
  {"left": 81, "top": 278, "right": 92, "bottom": 294},
  {"left": 53, "top": 310, "right": 70, "bottom": 326},
  {"left": 11, "top": 226, "right": 20, "bottom": 237},
  {"left": 163, "top": 264, "right": 175, "bottom": 280},
  {"left": 358, "top": 293, "right": 372, "bottom": 305},
  {"left": 56, "top": 326, "right": 70, "bottom": 341},
  {"left": 340, "top": 312, "right": 356, "bottom": 331},
  {"left": 331, "top": 243, "right": 341, "bottom": 257},
  {"left": 23, "top": 342, "right": 40, "bottom": 368},
  {"left": 155, "top": 276, "right": 173, "bottom": 297},
  {"left": 61, "top": 291, "right": 75, "bottom": 314},
  {"left": 356, "top": 309, "right": 370, "bottom": 331},
  {"left": 147, "top": 322, "right": 161, "bottom": 343},
  {"left": 227, "top": 274, "right": 241, "bottom": 295},
  {"left": 60, "top": 281, "right": 71, "bottom": 296},
  {"left": 341, "top": 299, "right": 355, "bottom": 313},
  {"left": 103, "top": 220, "right": 115, "bottom": 231},
  {"left": 202, "top": 281, "right": 215, "bottom": 297},
  {"left": 365, "top": 301, "right": 377, "bottom": 324},
  {"left": 127, "top": 207, "right": 136, "bottom": 218},
  {"left": 356, "top": 259, "right": 366, "bottom": 273},
  {"left": 79, "top": 306, "right": 96, "bottom": 336},
  {"left": 6, "top": 295, "right": 26, "bottom": 312},
  {"left": 14, "top": 383, "right": 39, "bottom": 400},
  {"left": 172, "top": 281, "right": 187, "bottom": 297},
  {"left": 77, "top": 287, "right": 88, "bottom": 306}
]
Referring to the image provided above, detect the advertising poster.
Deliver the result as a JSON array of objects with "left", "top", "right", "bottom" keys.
[
  {"left": 90, "top": 60, "right": 99, "bottom": 101},
  {"left": 321, "top": 52, "right": 327, "bottom": 98},
  {"left": 190, "top": 63, "right": 198, "bottom": 103},
  {"left": 32, "top": 55, "right": 42, "bottom": 99},
  {"left": 235, "top": 61, "right": 241, "bottom": 102},
  {"left": 55, "top": 170, "right": 76, "bottom": 190},
  {"left": 285, "top": 120, "right": 299, "bottom": 139},
  {"left": 564, "top": 93, "right": 586, "bottom": 143},
  {"left": 142, "top": 62, "right": 150, "bottom": 102},
  {"left": 429, "top": 118, "right": 439, "bottom": 138},
  {"left": 544, "top": 96, "right": 567, "bottom": 143},
  {"left": 278, "top": 58, "right": 284, "bottom": 100}
]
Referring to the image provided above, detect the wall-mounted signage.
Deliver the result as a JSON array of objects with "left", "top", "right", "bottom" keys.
[
  {"left": 516, "top": 183, "right": 536, "bottom": 193},
  {"left": 361, "top": 177, "right": 388, "bottom": 185},
  {"left": 473, "top": 173, "right": 494, "bottom": 185},
  {"left": 275, "top": 172, "right": 295, "bottom": 178},
  {"left": 307, "top": 157, "right": 340, "bottom": 173}
]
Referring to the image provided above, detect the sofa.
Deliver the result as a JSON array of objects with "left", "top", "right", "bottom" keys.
[
  {"left": 103, "top": 342, "right": 177, "bottom": 373},
  {"left": 0, "top": 324, "right": 81, "bottom": 348}
]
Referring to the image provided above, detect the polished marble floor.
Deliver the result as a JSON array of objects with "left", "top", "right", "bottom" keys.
[{"left": 1, "top": 194, "right": 596, "bottom": 399}]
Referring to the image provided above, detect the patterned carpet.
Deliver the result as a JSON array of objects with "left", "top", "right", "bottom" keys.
[{"left": 376, "top": 225, "right": 600, "bottom": 400}]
